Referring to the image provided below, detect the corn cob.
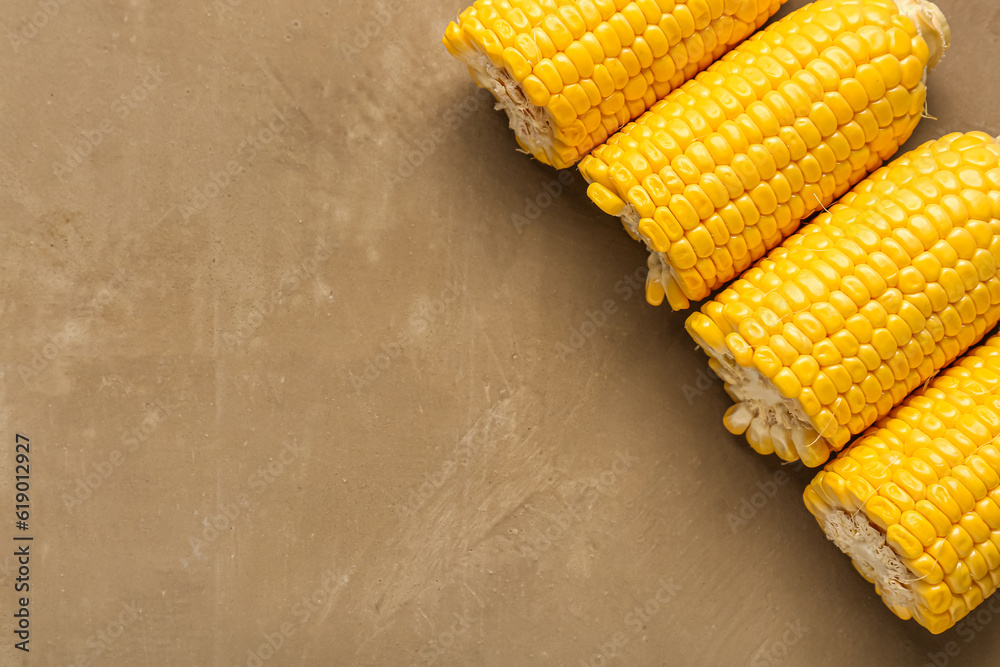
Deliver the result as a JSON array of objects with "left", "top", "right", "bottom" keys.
[
  {"left": 685, "top": 132, "right": 1000, "bottom": 466},
  {"left": 805, "top": 331, "right": 1000, "bottom": 633},
  {"left": 442, "top": 0, "right": 788, "bottom": 170},
  {"left": 581, "top": 0, "right": 950, "bottom": 309}
]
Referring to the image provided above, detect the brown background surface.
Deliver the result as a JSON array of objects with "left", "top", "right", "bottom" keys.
[{"left": 1, "top": 0, "right": 999, "bottom": 665}]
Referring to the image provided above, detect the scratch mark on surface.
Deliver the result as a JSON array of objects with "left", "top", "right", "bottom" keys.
[{"left": 336, "top": 386, "right": 552, "bottom": 660}]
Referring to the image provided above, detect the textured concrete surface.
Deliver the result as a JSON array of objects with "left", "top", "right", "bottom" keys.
[{"left": 1, "top": 0, "right": 999, "bottom": 665}]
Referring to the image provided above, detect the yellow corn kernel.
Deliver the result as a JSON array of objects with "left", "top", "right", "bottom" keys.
[
  {"left": 886, "top": 523, "right": 924, "bottom": 559},
  {"left": 905, "top": 553, "right": 946, "bottom": 585},
  {"left": 587, "top": 182, "right": 626, "bottom": 215},
  {"left": 945, "top": 561, "right": 973, "bottom": 595},
  {"left": 900, "top": 510, "right": 938, "bottom": 547},
  {"left": 866, "top": 495, "right": 902, "bottom": 530}
]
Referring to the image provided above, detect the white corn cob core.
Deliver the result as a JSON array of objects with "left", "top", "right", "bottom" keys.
[
  {"left": 704, "top": 341, "right": 831, "bottom": 465},
  {"left": 466, "top": 52, "right": 556, "bottom": 162},
  {"left": 820, "top": 507, "right": 917, "bottom": 613},
  {"left": 895, "top": 0, "right": 950, "bottom": 69}
]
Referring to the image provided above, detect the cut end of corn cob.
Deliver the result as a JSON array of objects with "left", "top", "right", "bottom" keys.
[
  {"left": 443, "top": 0, "right": 787, "bottom": 170},
  {"left": 820, "top": 508, "right": 919, "bottom": 615},
  {"left": 897, "top": 0, "right": 950, "bottom": 68},
  {"left": 806, "top": 331, "right": 1000, "bottom": 633},
  {"left": 690, "top": 316, "right": 834, "bottom": 465},
  {"left": 688, "top": 131, "right": 1000, "bottom": 467},
  {"left": 463, "top": 51, "right": 558, "bottom": 161},
  {"left": 580, "top": 0, "right": 951, "bottom": 309}
]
